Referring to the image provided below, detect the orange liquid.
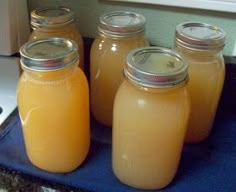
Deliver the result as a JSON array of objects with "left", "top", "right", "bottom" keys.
[
  {"left": 185, "top": 56, "right": 225, "bottom": 142},
  {"left": 112, "top": 80, "right": 190, "bottom": 189},
  {"left": 17, "top": 65, "right": 90, "bottom": 172},
  {"left": 90, "top": 34, "right": 148, "bottom": 126},
  {"left": 30, "top": 23, "right": 84, "bottom": 70}
]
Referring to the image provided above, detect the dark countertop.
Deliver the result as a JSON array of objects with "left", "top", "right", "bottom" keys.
[{"left": 0, "top": 166, "right": 80, "bottom": 191}]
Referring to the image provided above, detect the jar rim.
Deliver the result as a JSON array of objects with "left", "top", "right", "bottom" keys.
[
  {"left": 31, "top": 7, "right": 75, "bottom": 29},
  {"left": 20, "top": 38, "right": 79, "bottom": 72},
  {"left": 175, "top": 22, "right": 226, "bottom": 51},
  {"left": 124, "top": 47, "right": 188, "bottom": 88},
  {"left": 98, "top": 11, "right": 146, "bottom": 37}
]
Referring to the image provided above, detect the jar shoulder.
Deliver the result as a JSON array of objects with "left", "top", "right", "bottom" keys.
[
  {"left": 91, "top": 34, "right": 148, "bottom": 50},
  {"left": 30, "top": 25, "right": 82, "bottom": 41},
  {"left": 18, "top": 68, "right": 88, "bottom": 89},
  {"left": 115, "top": 80, "right": 190, "bottom": 104}
]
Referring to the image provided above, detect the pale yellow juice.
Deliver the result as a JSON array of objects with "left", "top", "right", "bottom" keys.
[
  {"left": 113, "top": 80, "right": 190, "bottom": 189},
  {"left": 90, "top": 34, "right": 147, "bottom": 126},
  {"left": 174, "top": 22, "right": 226, "bottom": 143},
  {"left": 17, "top": 66, "right": 90, "bottom": 172},
  {"left": 184, "top": 54, "right": 225, "bottom": 142}
]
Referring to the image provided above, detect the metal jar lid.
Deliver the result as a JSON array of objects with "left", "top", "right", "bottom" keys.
[
  {"left": 20, "top": 38, "right": 79, "bottom": 71},
  {"left": 175, "top": 22, "right": 226, "bottom": 50},
  {"left": 31, "top": 7, "right": 75, "bottom": 28},
  {"left": 124, "top": 47, "right": 188, "bottom": 88},
  {"left": 98, "top": 11, "right": 146, "bottom": 37}
]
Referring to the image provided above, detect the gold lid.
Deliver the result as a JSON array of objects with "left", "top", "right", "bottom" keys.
[
  {"left": 125, "top": 47, "right": 188, "bottom": 88},
  {"left": 20, "top": 38, "right": 79, "bottom": 71}
]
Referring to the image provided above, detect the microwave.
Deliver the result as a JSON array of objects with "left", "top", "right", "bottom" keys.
[
  {"left": 0, "top": 0, "right": 30, "bottom": 126},
  {"left": 0, "top": 0, "right": 30, "bottom": 55}
]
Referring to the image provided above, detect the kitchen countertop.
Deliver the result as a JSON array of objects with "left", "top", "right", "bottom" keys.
[{"left": 0, "top": 166, "right": 85, "bottom": 191}]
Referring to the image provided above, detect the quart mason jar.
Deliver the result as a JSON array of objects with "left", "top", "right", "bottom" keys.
[
  {"left": 174, "top": 22, "right": 226, "bottom": 143},
  {"left": 112, "top": 47, "right": 190, "bottom": 190},
  {"left": 90, "top": 11, "right": 148, "bottom": 127},
  {"left": 29, "top": 7, "right": 84, "bottom": 70},
  {"left": 17, "top": 38, "right": 90, "bottom": 173}
]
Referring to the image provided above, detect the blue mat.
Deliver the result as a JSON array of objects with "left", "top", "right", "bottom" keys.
[{"left": 0, "top": 110, "right": 235, "bottom": 192}]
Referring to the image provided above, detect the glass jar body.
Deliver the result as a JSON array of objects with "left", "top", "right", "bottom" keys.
[
  {"left": 17, "top": 65, "right": 90, "bottom": 173},
  {"left": 90, "top": 33, "right": 148, "bottom": 127},
  {"left": 29, "top": 22, "right": 84, "bottom": 70},
  {"left": 112, "top": 80, "right": 190, "bottom": 190},
  {"left": 175, "top": 46, "right": 225, "bottom": 143}
]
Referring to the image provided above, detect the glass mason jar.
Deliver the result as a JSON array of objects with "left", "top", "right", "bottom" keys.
[
  {"left": 90, "top": 11, "right": 148, "bottom": 127},
  {"left": 112, "top": 47, "right": 190, "bottom": 190},
  {"left": 17, "top": 38, "right": 90, "bottom": 173},
  {"left": 174, "top": 22, "right": 226, "bottom": 143},
  {"left": 29, "top": 7, "right": 84, "bottom": 70}
]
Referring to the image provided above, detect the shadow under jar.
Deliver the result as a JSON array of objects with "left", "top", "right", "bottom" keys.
[
  {"left": 17, "top": 38, "right": 90, "bottom": 173},
  {"left": 174, "top": 22, "right": 226, "bottom": 143},
  {"left": 29, "top": 7, "right": 85, "bottom": 70},
  {"left": 112, "top": 47, "right": 190, "bottom": 190},
  {"left": 90, "top": 11, "right": 148, "bottom": 127}
]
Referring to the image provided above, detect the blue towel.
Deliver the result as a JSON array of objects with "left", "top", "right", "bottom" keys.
[{"left": 0, "top": 110, "right": 235, "bottom": 192}]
